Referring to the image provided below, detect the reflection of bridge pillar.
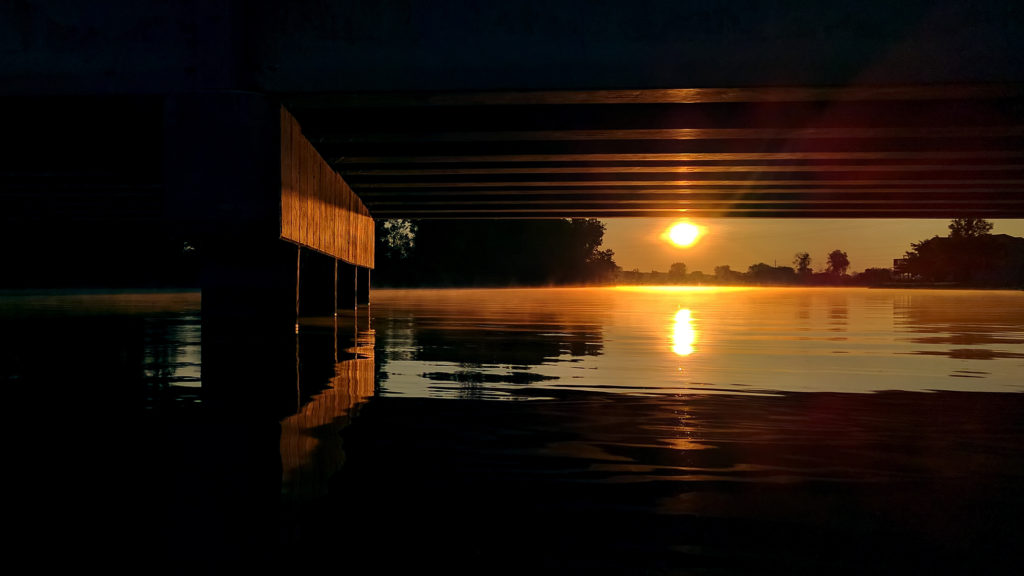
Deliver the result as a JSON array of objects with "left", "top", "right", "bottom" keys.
[
  {"left": 298, "top": 247, "right": 337, "bottom": 317},
  {"left": 164, "top": 92, "right": 290, "bottom": 570},
  {"left": 146, "top": 90, "right": 379, "bottom": 572}
]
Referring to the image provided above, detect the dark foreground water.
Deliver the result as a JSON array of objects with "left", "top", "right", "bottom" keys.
[{"left": 4, "top": 288, "right": 1024, "bottom": 574}]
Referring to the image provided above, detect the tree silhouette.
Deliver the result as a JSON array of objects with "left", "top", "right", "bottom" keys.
[
  {"left": 372, "top": 218, "right": 619, "bottom": 286},
  {"left": 586, "top": 248, "right": 619, "bottom": 283},
  {"left": 378, "top": 219, "right": 417, "bottom": 259},
  {"left": 948, "top": 218, "right": 994, "bottom": 240},
  {"left": 793, "top": 252, "right": 812, "bottom": 275},
  {"left": 855, "top": 268, "right": 893, "bottom": 285},
  {"left": 747, "top": 262, "right": 796, "bottom": 284},
  {"left": 714, "top": 265, "right": 738, "bottom": 284},
  {"left": 669, "top": 262, "right": 687, "bottom": 279},
  {"left": 826, "top": 250, "right": 849, "bottom": 276},
  {"left": 902, "top": 218, "right": 1016, "bottom": 284}
]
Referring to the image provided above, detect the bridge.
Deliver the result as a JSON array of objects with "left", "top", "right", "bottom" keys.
[
  {"left": 287, "top": 85, "right": 1024, "bottom": 219},
  {"left": 5, "top": 3, "right": 1023, "bottom": 562},
  {"left": 3, "top": 0, "right": 1024, "bottom": 324}
]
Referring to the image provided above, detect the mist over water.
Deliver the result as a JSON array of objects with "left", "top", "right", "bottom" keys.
[
  {"left": 372, "top": 287, "right": 1024, "bottom": 397},
  {"left": 318, "top": 286, "right": 1024, "bottom": 574}
]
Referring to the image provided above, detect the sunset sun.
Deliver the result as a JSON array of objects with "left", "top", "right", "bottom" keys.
[{"left": 664, "top": 221, "right": 702, "bottom": 248}]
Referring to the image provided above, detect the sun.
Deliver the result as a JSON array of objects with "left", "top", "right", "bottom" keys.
[{"left": 664, "top": 221, "right": 702, "bottom": 248}]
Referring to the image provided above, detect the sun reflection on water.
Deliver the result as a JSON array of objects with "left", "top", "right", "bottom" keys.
[{"left": 672, "top": 308, "right": 697, "bottom": 356}]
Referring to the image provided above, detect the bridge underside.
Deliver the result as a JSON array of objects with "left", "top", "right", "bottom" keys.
[{"left": 285, "top": 85, "right": 1024, "bottom": 218}]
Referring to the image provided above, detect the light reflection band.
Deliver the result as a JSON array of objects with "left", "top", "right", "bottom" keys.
[{"left": 673, "top": 308, "right": 696, "bottom": 356}]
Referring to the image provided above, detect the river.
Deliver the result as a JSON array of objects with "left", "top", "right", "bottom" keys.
[{"left": 4, "top": 287, "right": 1023, "bottom": 574}]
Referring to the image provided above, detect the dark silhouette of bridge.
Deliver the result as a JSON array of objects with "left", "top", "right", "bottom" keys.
[
  {"left": 3, "top": 0, "right": 1023, "bottom": 313},
  {"left": 5, "top": 4, "right": 1024, "bottom": 571},
  {"left": 287, "top": 85, "right": 1024, "bottom": 219}
]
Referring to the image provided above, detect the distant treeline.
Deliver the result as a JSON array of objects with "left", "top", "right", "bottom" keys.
[
  {"left": 14, "top": 216, "right": 1017, "bottom": 290},
  {"left": 374, "top": 217, "right": 1024, "bottom": 289},
  {"left": 624, "top": 219, "right": 1024, "bottom": 288},
  {"left": 620, "top": 264, "right": 897, "bottom": 287},
  {"left": 898, "top": 218, "right": 1024, "bottom": 287},
  {"left": 373, "top": 218, "right": 618, "bottom": 287}
]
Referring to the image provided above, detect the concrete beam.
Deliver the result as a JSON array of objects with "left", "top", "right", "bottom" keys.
[
  {"left": 3, "top": 2, "right": 1023, "bottom": 95},
  {"left": 253, "top": 1, "right": 1024, "bottom": 91}
]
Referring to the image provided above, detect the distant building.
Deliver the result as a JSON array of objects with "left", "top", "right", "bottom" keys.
[{"left": 893, "top": 258, "right": 911, "bottom": 280}]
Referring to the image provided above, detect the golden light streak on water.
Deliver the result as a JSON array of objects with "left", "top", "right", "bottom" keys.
[{"left": 672, "top": 308, "right": 697, "bottom": 356}]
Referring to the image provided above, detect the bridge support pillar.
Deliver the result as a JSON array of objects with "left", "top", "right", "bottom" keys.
[
  {"left": 338, "top": 260, "right": 357, "bottom": 310},
  {"left": 165, "top": 91, "right": 294, "bottom": 330},
  {"left": 298, "top": 247, "right": 338, "bottom": 317},
  {"left": 159, "top": 89, "right": 376, "bottom": 571},
  {"left": 164, "top": 91, "right": 291, "bottom": 569},
  {"left": 337, "top": 264, "right": 371, "bottom": 309},
  {"left": 357, "top": 267, "right": 371, "bottom": 306}
]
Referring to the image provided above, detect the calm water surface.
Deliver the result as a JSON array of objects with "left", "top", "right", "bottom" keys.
[
  {"left": 5, "top": 287, "right": 1023, "bottom": 574},
  {"left": 372, "top": 287, "right": 1024, "bottom": 397}
]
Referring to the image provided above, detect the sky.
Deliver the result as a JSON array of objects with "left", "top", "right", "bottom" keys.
[{"left": 602, "top": 218, "right": 1024, "bottom": 275}]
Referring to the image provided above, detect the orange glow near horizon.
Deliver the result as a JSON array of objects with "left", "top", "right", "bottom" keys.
[
  {"left": 663, "top": 220, "right": 703, "bottom": 248},
  {"left": 613, "top": 285, "right": 751, "bottom": 293}
]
